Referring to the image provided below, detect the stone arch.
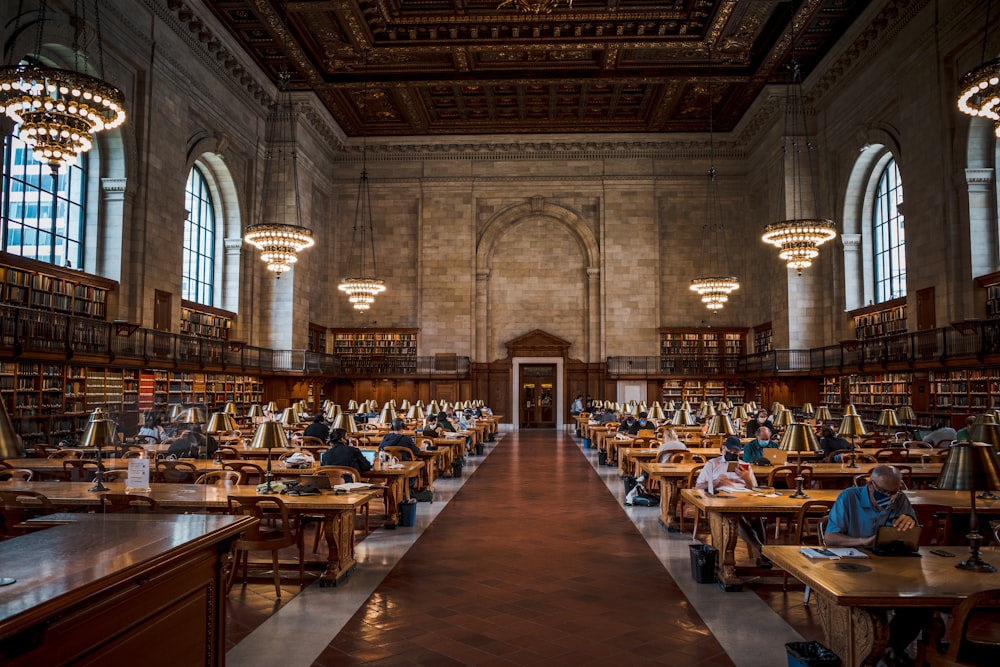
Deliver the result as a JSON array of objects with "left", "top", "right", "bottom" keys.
[{"left": 474, "top": 196, "right": 600, "bottom": 363}]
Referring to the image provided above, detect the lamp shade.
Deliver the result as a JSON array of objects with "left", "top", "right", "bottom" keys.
[
  {"left": 223, "top": 402, "right": 238, "bottom": 415},
  {"left": 207, "top": 412, "right": 238, "bottom": 433},
  {"left": 249, "top": 421, "right": 290, "bottom": 450},
  {"left": 968, "top": 420, "right": 1000, "bottom": 451},
  {"left": 428, "top": 401, "right": 440, "bottom": 416},
  {"left": 265, "top": 401, "right": 279, "bottom": 414},
  {"left": 843, "top": 404, "right": 859, "bottom": 416},
  {"left": 376, "top": 406, "right": 394, "bottom": 425},
  {"left": 706, "top": 414, "right": 736, "bottom": 436},
  {"left": 837, "top": 414, "right": 868, "bottom": 437},
  {"left": 702, "top": 403, "right": 717, "bottom": 418},
  {"left": 672, "top": 409, "right": 696, "bottom": 426},
  {"left": 168, "top": 404, "right": 184, "bottom": 422},
  {"left": 400, "top": 399, "right": 411, "bottom": 410},
  {"left": 732, "top": 405, "right": 748, "bottom": 421},
  {"left": 877, "top": 409, "right": 901, "bottom": 428},
  {"left": 898, "top": 406, "right": 916, "bottom": 422},
  {"left": 813, "top": 406, "right": 833, "bottom": 422},
  {"left": 666, "top": 401, "right": 676, "bottom": 411},
  {"left": 80, "top": 410, "right": 115, "bottom": 448},
  {"left": 746, "top": 401, "right": 757, "bottom": 413},
  {"left": 407, "top": 405, "right": 425, "bottom": 420},
  {"left": 247, "top": 404, "right": 264, "bottom": 418},
  {"left": 801, "top": 403, "right": 814, "bottom": 416},
  {"left": 935, "top": 442, "right": 1000, "bottom": 491},
  {"left": 331, "top": 413, "right": 358, "bottom": 434},
  {"left": 347, "top": 399, "right": 359, "bottom": 412},
  {"left": 772, "top": 409, "right": 794, "bottom": 428},
  {"left": 279, "top": 407, "right": 300, "bottom": 425},
  {"left": 779, "top": 423, "right": 822, "bottom": 453},
  {"left": 325, "top": 403, "right": 342, "bottom": 420},
  {"left": 647, "top": 402, "right": 666, "bottom": 420},
  {"left": 178, "top": 407, "right": 206, "bottom": 424},
  {"left": 0, "top": 399, "right": 22, "bottom": 459}
]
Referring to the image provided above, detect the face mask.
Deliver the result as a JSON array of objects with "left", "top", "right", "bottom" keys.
[
  {"left": 723, "top": 451, "right": 739, "bottom": 461},
  {"left": 758, "top": 416, "right": 766, "bottom": 422}
]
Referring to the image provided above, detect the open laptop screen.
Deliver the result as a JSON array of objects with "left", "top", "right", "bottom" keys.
[{"left": 361, "top": 449, "right": 377, "bottom": 465}]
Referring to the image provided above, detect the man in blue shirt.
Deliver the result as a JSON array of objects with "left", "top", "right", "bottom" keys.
[
  {"left": 825, "top": 465, "right": 923, "bottom": 666},
  {"left": 742, "top": 426, "right": 778, "bottom": 463}
]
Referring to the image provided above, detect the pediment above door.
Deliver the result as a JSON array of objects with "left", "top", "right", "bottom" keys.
[{"left": 505, "top": 329, "right": 570, "bottom": 358}]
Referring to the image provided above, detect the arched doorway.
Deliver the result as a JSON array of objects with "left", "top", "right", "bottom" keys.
[{"left": 506, "top": 329, "right": 569, "bottom": 430}]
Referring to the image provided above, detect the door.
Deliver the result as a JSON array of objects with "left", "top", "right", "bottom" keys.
[{"left": 520, "top": 364, "right": 555, "bottom": 428}]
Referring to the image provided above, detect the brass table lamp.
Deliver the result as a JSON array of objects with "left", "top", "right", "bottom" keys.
[
  {"left": 706, "top": 415, "right": 737, "bottom": 436},
  {"left": 332, "top": 412, "right": 359, "bottom": 434},
  {"left": 837, "top": 414, "right": 867, "bottom": 469},
  {"left": 780, "top": 423, "right": 821, "bottom": 498},
  {"left": 672, "top": 409, "right": 695, "bottom": 427},
  {"left": 935, "top": 442, "right": 1000, "bottom": 572},
  {"left": 249, "top": 421, "right": 289, "bottom": 494},
  {"left": 813, "top": 406, "right": 833, "bottom": 423},
  {"left": 80, "top": 408, "right": 116, "bottom": 492}
]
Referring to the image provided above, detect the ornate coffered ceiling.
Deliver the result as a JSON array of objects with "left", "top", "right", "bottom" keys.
[{"left": 201, "top": 0, "right": 869, "bottom": 137}]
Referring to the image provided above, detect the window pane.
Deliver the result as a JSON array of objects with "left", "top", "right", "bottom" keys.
[
  {"left": 872, "top": 158, "right": 906, "bottom": 303},
  {"left": 182, "top": 166, "right": 216, "bottom": 306}
]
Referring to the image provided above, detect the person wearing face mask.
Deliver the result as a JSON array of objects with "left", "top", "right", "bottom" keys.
[
  {"left": 695, "top": 436, "right": 771, "bottom": 567},
  {"left": 746, "top": 409, "right": 774, "bottom": 438},
  {"left": 742, "top": 426, "right": 778, "bottom": 464}
]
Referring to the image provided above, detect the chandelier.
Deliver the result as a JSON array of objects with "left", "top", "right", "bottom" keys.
[
  {"left": 244, "top": 73, "right": 314, "bottom": 277},
  {"left": 957, "top": 1, "right": 1000, "bottom": 136},
  {"left": 691, "top": 46, "right": 739, "bottom": 311},
  {"left": 0, "top": 1, "right": 127, "bottom": 174},
  {"left": 497, "top": 0, "right": 572, "bottom": 14},
  {"left": 338, "top": 53, "right": 385, "bottom": 311},
  {"left": 761, "top": 48, "right": 836, "bottom": 274}
]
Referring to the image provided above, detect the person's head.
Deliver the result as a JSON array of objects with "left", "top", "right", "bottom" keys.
[
  {"left": 329, "top": 428, "right": 346, "bottom": 443},
  {"left": 312, "top": 414, "right": 324, "bottom": 423},
  {"left": 756, "top": 410, "right": 768, "bottom": 423},
  {"left": 757, "top": 426, "right": 771, "bottom": 441},
  {"left": 722, "top": 436, "right": 742, "bottom": 460},
  {"left": 821, "top": 426, "right": 835, "bottom": 439},
  {"left": 965, "top": 416, "right": 976, "bottom": 427},
  {"left": 662, "top": 427, "right": 678, "bottom": 442},
  {"left": 437, "top": 412, "right": 448, "bottom": 422},
  {"left": 391, "top": 417, "right": 406, "bottom": 432},
  {"left": 870, "top": 465, "right": 904, "bottom": 498},
  {"left": 932, "top": 421, "right": 945, "bottom": 430},
  {"left": 638, "top": 412, "right": 648, "bottom": 420}
]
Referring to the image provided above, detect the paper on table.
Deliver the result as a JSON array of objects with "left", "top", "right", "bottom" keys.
[
  {"left": 716, "top": 485, "right": 752, "bottom": 493},
  {"left": 800, "top": 547, "right": 869, "bottom": 559},
  {"left": 334, "top": 482, "right": 374, "bottom": 491}
]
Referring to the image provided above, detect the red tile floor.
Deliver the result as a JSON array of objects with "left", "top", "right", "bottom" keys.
[{"left": 226, "top": 429, "right": 829, "bottom": 665}]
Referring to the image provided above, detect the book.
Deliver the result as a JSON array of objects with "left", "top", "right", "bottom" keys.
[{"left": 800, "top": 547, "right": 869, "bottom": 559}]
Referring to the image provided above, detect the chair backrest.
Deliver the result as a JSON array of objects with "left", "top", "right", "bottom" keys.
[
  {"left": 667, "top": 451, "right": 695, "bottom": 464},
  {"left": 685, "top": 464, "right": 705, "bottom": 487},
  {"left": 215, "top": 446, "right": 240, "bottom": 460},
  {"left": 904, "top": 440, "right": 933, "bottom": 450},
  {"left": 0, "top": 490, "right": 55, "bottom": 535},
  {"left": 853, "top": 473, "right": 870, "bottom": 487},
  {"left": 383, "top": 445, "right": 414, "bottom": 461},
  {"left": 102, "top": 469, "right": 131, "bottom": 482},
  {"left": 931, "top": 587, "right": 1000, "bottom": 665},
  {"left": 824, "top": 448, "right": 854, "bottom": 463},
  {"left": 0, "top": 468, "right": 32, "bottom": 482},
  {"left": 100, "top": 493, "right": 160, "bottom": 513},
  {"left": 63, "top": 459, "right": 101, "bottom": 482},
  {"left": 792, "top": 500, "right": 836, "bottom": 546},
  {"left": 316, "top": 466, "right": 360, "bottom": 484},
  {"left": 155, "top": 460, "right": 198, "bottom": 483},
  {"left": 195, "top": 470, "right": 241, "bottom": 485},
  {"left": 121, "top": 450, "right": 144, "bottom": 459},
  {"left": 911, "top": 503, "right": 954, "bottom": 546},
  {"left": 223, "top": 461, "right": 265, "bottom": 485},
  {"left": 875, "top": 448, "right": 909, "bottom": 463},
  {"left": 854, "top": 453, "right": 877, "bottom": 463},
  {"left": 298, "top": 436, "right": 325, "bottom": 449},
  {"left": 227, "top": 495, "right": 297, "bottom": 548},
  {"left": 48, "top": 448, "right": 83, "bottom": 459}
]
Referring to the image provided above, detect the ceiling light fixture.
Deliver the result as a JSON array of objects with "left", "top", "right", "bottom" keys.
[
  {"left": 0, "top": 0, "right": 127, "bottom": 175},
  {"left": 244, "top": 71, "right": 314, "bottom": 277},
  {"left": 957, "top": 0, "right": 1000, "bottom": 136},
  {"left": 497, "top": 0, "right": 572, "bottom": 15}
]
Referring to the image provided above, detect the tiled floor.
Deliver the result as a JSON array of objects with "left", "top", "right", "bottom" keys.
[{"left": 226, "top": 429, "right": 825, "bottom": 666}]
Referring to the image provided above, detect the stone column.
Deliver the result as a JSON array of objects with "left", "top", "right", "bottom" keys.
[
  {"left": 966, "top": 168, "right": 996, "bottom": 278},
  {"left": 841, "top": 234, "right": 863, "bottom": 312},
  {"left": 587, "top": 266, "right": 600, "bottom": 363},
  {"left": 476, "top": 270, "right": 490, "bottom": 362}
]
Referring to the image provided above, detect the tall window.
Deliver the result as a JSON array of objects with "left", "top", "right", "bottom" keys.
[
  {"left": 183, "top": 166, "right": 216, "bottom": 305},
  {"left": 0, "top": 133, "right": 85, "bottom": 268},
  {"left": 872, "top": 158, "right": 906, "bottom": 302}
]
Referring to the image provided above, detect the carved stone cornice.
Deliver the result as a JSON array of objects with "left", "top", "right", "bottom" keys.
[{"left": 966, "top": 168, "right": 995, "bottom": 190}]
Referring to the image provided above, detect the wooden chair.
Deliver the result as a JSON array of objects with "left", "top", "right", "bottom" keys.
[
  {"left": 0, "top": 490, "right": 55, "bottom": 536},
  {"left": 767, "top": 465, "right": 814, "bottom": 490},
  {"left": 905, "top": 440, "right": 934, "bottom": 450},
  {"left": 854, "top": 453, "right": 877, "bottom": 463},
  {"left": 665, "top": 451, "right": 705, "bottom": 464},
  {"left": 223, "top": 461, "right": 266, "bottom": 486},
  {"left": 0, "top": 468, "right": 32, "bottom": 482},
  {"left": 854, "top": 473, "right": 871, "bottom": 487},
  {"left": 227, "top": 495, "right": 304, "bottom": 598},
  {"left": 894, "top": 464, "right": 914, "bottom": 489},
  {"left": 875, "top": 448, "right": 909, "bottom": 463},
  {"left": 214, "top": 446, "right": 240, "bottom": 460},
  {"left": 121, "top": 449, "right": 145, "bottom": 459},
  {"left": 194, "top": 470, "right": 241, "bottom": 485},
  {"left": 677, "top": 465, "right": 706, "bottom": 536},
  {"left": 926, "top": 588, "right": 1000, "bottom": 666},
  {"left": 824, "top": 449, "right": 854, "bottom": 463},
  {"left": 309, "top": 466, "right": 373, "bottom": 549},
  {"left": 102, "top": 469, "right": 131, "bottom": 482},
  {"left": 382, "top": 445, "right": 416, "bottom": 462},
  {"left": 155, "top": 460, "right": 198, "bottom": 484},
  {"left": 911, "top": 504, "right": 954, "bottom": 546},
  {"left": 47, "top": 448, "right": 83, "bottom": 460},
  {"left": 784, "top": 499, "right": 836, "bottom": 601},
  {"left": 99, "top": 494, "right": 160, "bottom": 513},
  {"left": 63, "top": 459, "right": 101, "bottom": 482},
  {"left": 297, "top": 435, "right": 326, "bottom": 449}
]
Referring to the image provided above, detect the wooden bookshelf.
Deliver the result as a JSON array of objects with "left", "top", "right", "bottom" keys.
[
  {"left": 845, "top": 372, "right": 912, "bottom": 422},
  {"left": 661, "top": 378, "right": 745, "bottom": 407},
  {"left": 0, "top": 251, "right": 116, "bottom": 320},
  {"left": 180, "top": 300, "right": 233, "bottom": 340},
  {"left": 308, "top": 324, "right": 327, "bottom": 354},
  {"left": 850, "top": 297, "right": 907, "bottom": 340},
  {"left": 331, "top": 328, "right": 418, "bottom": 375},
  {"left": 659, "top": 328, "right": 745, "bottom": 375},
  {"left": 753, "top": 322, "right": 773, "bottom": 354},
  {"left": 974, "top": 270, "right": 1000, "bottom": 319},
  {"left": 927, "top": 368, "right": 1000, "bottom": 419},
  {"left": 821, "top": 376, "right": 843, "bottom": 410}
]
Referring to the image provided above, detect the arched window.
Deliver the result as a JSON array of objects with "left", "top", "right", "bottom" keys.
[
  {"left": 0, "top": 132, "right": 85, "bottom": 268},
  {"left": 872, "top": 158, "right": 906, "bottom": 302},
  {"left": 183, "top": 165, "right": 216, "bottom": 305}
]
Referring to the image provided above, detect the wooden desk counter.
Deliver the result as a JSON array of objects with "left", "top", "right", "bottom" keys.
[
  {"left": 0, "top": 480, "right": 377, "bottom": 586},
  {"left": 0, "top": 512, "right": 254, "bottom": 666},
  {"left": 763, "top": 545, "right": 1000, "bottom": 667}
]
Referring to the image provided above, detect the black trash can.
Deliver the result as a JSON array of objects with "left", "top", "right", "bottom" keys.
[
  {"left": 399, "top": 499, "right": 417, "bottom": 527},
  {"left": 785, "top": 641, "right": 840, "bottom": 667},
  {"left": 689, "top": 544, "right": 717, "bottom": 583}
]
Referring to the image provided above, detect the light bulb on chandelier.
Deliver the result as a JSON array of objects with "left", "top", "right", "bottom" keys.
[{"left": 956, "top": 1, "right": 1000, "bottom": 137}]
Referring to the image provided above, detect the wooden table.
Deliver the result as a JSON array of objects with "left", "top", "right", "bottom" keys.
[
  {"left": 681, "top": 487, "right": 999, "bottom": 590},
  {"left": 0, "top": 512, "right": 253, "bottom": 666},
  {"left": 0, "top": 480, "right": 377, "bottom": 586},
  {"left": 361, "top": 460, "right": 425, "bottom": 528},
  {"left": 763, "top": 545, "right": 1000, "bottom": 667}
]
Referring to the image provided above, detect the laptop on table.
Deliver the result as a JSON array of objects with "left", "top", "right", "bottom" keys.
[{"left": 872, "top": 525, "right": 921, "bottom": 556}]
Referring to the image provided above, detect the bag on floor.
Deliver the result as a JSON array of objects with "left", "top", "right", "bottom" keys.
[
  {"left": 626, "top": 483, "right": 660, "bottom": 507},
  {"left": 452, "top": 460, "right": 463, "bottom": 477},
  {"left": 474, "top": 442, "right": 484, "bottom": 455},
  {"left": 412, "top": 489, "right": 433, "bottom": 503},
  {"left": 623, "top": 476, "right": 637, "bottom": 495},
  {"left": 597, "top": 451, "right": 607, "bottom": 466}
]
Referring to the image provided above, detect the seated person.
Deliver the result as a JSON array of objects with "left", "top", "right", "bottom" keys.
[
  {"left": 824, "top": 465, "right": 926, "bottom": 665},
  {"left": 435, "top": 412, "right": 457, "bottom": 433},
  {"left": 320, "top": 428, "right": 371, "bottom": 472},
  {"left": 378, "top": 418, "right": 421, "bottom": 460},
  {"left": 695, "top": 436, "right": 770, "bottom": 567},
  {"left": 633, "top": 412, "right": 655, "bottom": 433},
  {"left": 746, "top": 409, "right": 774, "bottom": 438},
  {"left": 617, "top": 415, "right": 638, "bottom": 434},
  {"left": 818, "top": 426, "right": 852, "bottom": 461},
  {"left": 655, "top": 427, "right": 687, "bottom": 457},
  {"left": 923, "top": 422, "right": 958, "bottom": 448},
  {"left": 137, "top": 417, "right": 166, "bottom": 443},
  {"left": 166, "top": 430, "right": 202, "bottom": 458},
  {"left": 954, "top": 415, "right": 975, "bottom": 442},
  {"left": 597, "top": 407, "right": 617, "bottom": 424},
  {"left": 303, "top": 414, "right": 330, "bottom": 442},
  {"left": 742, "top": 426, "right": 778, "bottom": 464}
]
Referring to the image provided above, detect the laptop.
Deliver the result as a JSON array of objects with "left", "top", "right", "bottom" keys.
[
  {"left": 768, "top": 449, "right": 789, "bottom": 466},
  {"left": 361, "top": 449, "right": 378, "bottom": 466},
  {"left": 873, "top": 525, "right": 921, "bottom": 556},
  {"left": 301, "top": 474, "right": 332, "bottom": 489}
]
